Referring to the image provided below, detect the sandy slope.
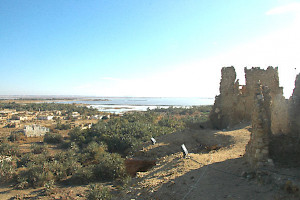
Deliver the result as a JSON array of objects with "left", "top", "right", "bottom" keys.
[{"left": 117, "top": 124, "right": 297, "bottom": 200}]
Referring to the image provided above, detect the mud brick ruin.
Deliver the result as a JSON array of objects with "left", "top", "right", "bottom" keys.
[
  {"left": 23, "top": 124, "right": 49, "bottom": 137},
  {"left": 210, "top": 67, "right": 300, "bottom": 168}
]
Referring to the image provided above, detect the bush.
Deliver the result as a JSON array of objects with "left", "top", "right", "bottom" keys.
[
  {"left": 27, "top": 152, "right": 51, "bottom": 166},
  {"left": 86, "top": 184, "right": 112, "bottom": 200},
  {"left": 68, "top": 127, "right": 86, "bottom": 145},
  {"left": 17, "top": 153, "right": 33, "bottom": 167},
  {"left": 93, "top": 153, "right": 126, "bottom": 181},
  {"left": 158, "top": 117, "right": 184, "bottom": 129},
  {"left": 17, "top": 150, "right": 82, "bottom": 186},
  {"left": 182, "top": 114, "right": 209, "bottom": 127},
  {"left": 0, "top": 158, "right": 17, "bottom": 183},
  {"left": 104, "top": 134, "right": 139, "bottom": 155},
  {"left": 53, "top": 150, "right": 81, "bottom": 177},
  {"left": 31, "top": 143, "right": 48, "bottom": 154},
  {"left": 80, "top": 142, "right": 107, "bottom": 165},
  {"left": 70, "top": 166, "right": 94, "bottom": 185},
  {"left": 0, "top": 142, "right": 20, "bottom": 156},
  {"left": 56, "top": 122, "right": 71, "bottom": 130},
  {"left": 47, "top": 160, "right": 68, "bottom": 181},
  {"left": 44, "top": 133, "right": 63, "bottom": 144},
  {"left": 17, "top": 164, "right": 54, "bottom": 188},
  {"left": 9, "top": 132, "right": 25, "bottom": 142}
]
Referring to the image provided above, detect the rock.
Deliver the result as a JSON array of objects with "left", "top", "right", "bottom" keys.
[{"left": 241, "top": 171, "right": 247, "bottom": 178}]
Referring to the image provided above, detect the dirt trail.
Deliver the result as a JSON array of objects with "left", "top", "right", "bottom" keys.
[{"left": 117, "top": 124, "right": 297, "bottom": 200}]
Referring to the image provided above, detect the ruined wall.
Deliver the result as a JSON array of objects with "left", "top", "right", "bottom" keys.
[
  {"left": 244, "top": 67, "right": 288, "bottom": 135},
  {"left": 210, "top": 66, "right": 300, "bottom": 167},
  {"left": 244, "top": 67, "right": 281, "bottom": 97},
  {"left": 245, "top": 83, "right": 272, "bottom": 168},
  {"left": 271, "top": 94, "right": 289, "bottom": 134},
  {"left": 23, "top": 124, "right": 49, "bottom": 137},
  {"left": 209, "top": 66, "right": 288, "bottom": 133},
  {"left": 209, "top": 67, "right": 243, "bottom": 129},
  {"left": 289, "top": 74, "right": 300, "bottom": 137}
]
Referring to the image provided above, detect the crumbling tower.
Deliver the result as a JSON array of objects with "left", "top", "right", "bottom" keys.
[
  {"left": 245, "top": 82, "right": 272, "bottom": 168},
  {"left": 209, "top": 67, "right": 241, "bottom": 129},
  {"left": 209, "top": 66, "right": 288, "bottom": 132}
]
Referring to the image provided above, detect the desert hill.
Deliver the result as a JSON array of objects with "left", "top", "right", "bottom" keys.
[{"left": 115, "top": 123, "right": 300, "bottom": 200}]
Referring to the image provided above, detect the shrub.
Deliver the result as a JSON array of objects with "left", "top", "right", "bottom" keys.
[
  {"left": 104, "top": 134, "right": 139, "bottom": 155},
  {"left": 27, "top": 152, "right": 51, "bottom": 166},
  {"left": 0, "top": 158, "right": 17, "bottom": 183},
  {"left": 17, "top": 164, "right": 54, "bottom": 188},
  {"left": 182, "top": 114, "right": 209, "bottom": 127},
  {"left": 158, "top": 117, "right": 184, "bottom": 129},
  {"left": 86, "top": 184, "right": 112, "bottom": 200},
  {"left": 80, "top": 142, "right": 107, "bottom": 164},
  {"left": 31, "top": 143, "right": 48, "bottom": 154},
  {"left": 17, "top": 153, "right": 33, "bottom": 167},
  {"left": 53, "top": 150, "right": 81, "bottom": 177},
  {"left": 9, "top": 132, "right": 25, "bottom": 142},
  {"left": 68, "top": 127, "right": 86, "bottom": 145},
  {"left": 0, "top": 142, "right": 20, "bottom": 156},
  {"left": 70, "top": 166, "right": 94, "bottom": 185},
  {"left": 93, "top": 153, "right": 126, "bottom": 181},
  {"left": 56, "top": 122, "right": 71, "bottom": 130},
  {"left": 44, "top": 133, "right": 63, "bottom": 144}
]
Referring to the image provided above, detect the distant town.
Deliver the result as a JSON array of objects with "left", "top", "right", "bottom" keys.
[{"left": 0, "top": 100, "right": 111, "bottom": 138}]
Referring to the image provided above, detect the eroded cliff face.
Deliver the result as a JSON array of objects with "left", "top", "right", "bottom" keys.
[{"left": 210, "top": 66, "right": 300, "bottom": 168}]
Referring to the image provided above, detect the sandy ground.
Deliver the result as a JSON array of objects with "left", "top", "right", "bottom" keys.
[
  {"left": 1, "top": 123, "right": 299, "bottom": 199},
  {"left": 116, "top": 124, "right": 299, "bottom": 200}
]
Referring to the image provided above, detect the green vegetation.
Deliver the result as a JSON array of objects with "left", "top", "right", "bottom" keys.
[
  {"left": 0, "top": 105, "right": 211, "bottom": 193},
  {"left": 86, "top": 184, "right": 112, "bottom": 200},
  {"left": 0, "top": 142, "right": 20, "bottom": 157},
  {"left": 44, "top": 133, "right": 63, "bottom": 144},
  {"left": 0, "top": 102, "right": 99, "bottom": 115},
  {"left": 9, "top": 131, "right": 25, "bottom": 142},
  {"left": 68, "top": 111, "right": 184, "bottom": 155},
  {"left": 31, "top": 143, "right": 48, "bottom": 154},
  {"left": 55, "top": 122, "right": 71, "bottom": 130}
]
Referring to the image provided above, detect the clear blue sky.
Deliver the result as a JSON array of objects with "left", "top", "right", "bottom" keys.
[{"left": 1, "top": 0, "right": 300, "bottom": 97}]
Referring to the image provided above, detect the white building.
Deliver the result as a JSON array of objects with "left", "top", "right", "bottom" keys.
[
  {"left": 23, "top": 125, "right": 49, "bottom": 137},
  {"left": 38, "top": 115, "right": 54, "bottom": 120}
]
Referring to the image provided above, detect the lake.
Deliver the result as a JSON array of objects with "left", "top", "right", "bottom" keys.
[{"left": 60, "top": 97, "right": 214, "bottom": 113}]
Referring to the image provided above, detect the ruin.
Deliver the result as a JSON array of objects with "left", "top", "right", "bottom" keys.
[
  {"left": 209, "top": 66, "right": 288, "bottom": 133},
  {"left": 210, "top": 66, "right": 300, "bottom": 168},
  {"left": 245, "top": 82, "right": 272, "bottom": 168},
  {"left": 23, "top": 124, "right": 49, "bottom": 137}
]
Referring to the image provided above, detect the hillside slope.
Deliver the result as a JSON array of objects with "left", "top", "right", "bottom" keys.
[{"left": 117, "top": 124, "right": 299, "bottom": 200}]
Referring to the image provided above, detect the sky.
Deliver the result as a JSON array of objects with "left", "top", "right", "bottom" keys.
[{"left": 1, "top": 0, "right": 300, "bottom": 98}]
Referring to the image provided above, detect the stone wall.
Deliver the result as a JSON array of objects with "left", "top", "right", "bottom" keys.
[
  {"left": 245, "top": 83, "right": 272, "bottom": 168},
  {"left": 209, "top": 66, "right": 288, "bottom": 134},
  {"left": 289, "top": 74, "right": 300, "bottom": 137},
  {"left": 210, "top": 66, "right": 300, "bottom": 168},
  {"left": 209, "top": 67, "right": 242, "bottom": 129}
]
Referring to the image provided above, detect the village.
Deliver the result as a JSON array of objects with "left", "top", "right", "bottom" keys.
[{"left": 0, "top": 107, "right": 110, "bottom": 138}]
